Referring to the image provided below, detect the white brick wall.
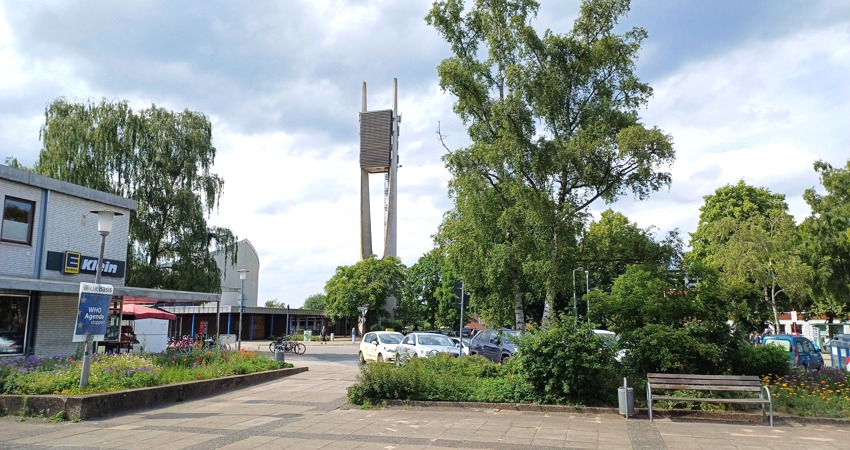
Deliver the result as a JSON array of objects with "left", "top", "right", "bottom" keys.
[
  {"left": 40, "top": 192, "right": 131, "bottom": 286},
  {"left": 34, "top": 294, "right": 84, "bottom": 357},
  {"left": 0, "top": 180, "right": 42, "bottom": 277}
]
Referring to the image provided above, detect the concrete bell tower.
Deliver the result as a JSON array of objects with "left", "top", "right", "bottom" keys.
[{"left": 359, "top": 79, "right": 400, "bottom": 260}]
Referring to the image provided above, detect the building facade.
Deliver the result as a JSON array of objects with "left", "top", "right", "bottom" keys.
[{"left": 0, "top": 164, "right": 218, "bottom": 357}]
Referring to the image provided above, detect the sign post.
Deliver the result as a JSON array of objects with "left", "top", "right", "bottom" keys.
[{"left": 75, "top": 282, "right": 113, "bottom": 388}]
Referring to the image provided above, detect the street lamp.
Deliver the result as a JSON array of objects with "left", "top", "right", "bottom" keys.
[
  {"left": 80, "top": 209, "right": 122, "bottom": 389},
  {"left": 572, "top": 267, "right": 584, "bottom": 321},
  {"left": 286, "top": 304, "right": 290, "bottom": 337},
  {"left": 584, "top": 270, "right": 590, "bottom": 321},
  {"left": 237, "top": 269, "right": 249, "bottom": 351}
]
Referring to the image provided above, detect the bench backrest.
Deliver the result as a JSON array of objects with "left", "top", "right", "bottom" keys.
[{"left": 647, "top": 373, "right": 762, "bottom": 393}]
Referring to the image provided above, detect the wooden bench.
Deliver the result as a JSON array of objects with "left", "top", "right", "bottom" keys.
[{"left": 646, "top": 373, "right": 773, "bottom": 426}]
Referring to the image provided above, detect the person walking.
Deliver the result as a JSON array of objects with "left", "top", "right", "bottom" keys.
[
  {"left": 320, "top": 325, "right": 327, "bottom": 344},
  {"left": 351, "top": 326, "right": 357, "bottom": 343}
]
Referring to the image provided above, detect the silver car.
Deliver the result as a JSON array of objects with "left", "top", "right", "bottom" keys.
[{"left": 395, "top": 332, "right": 460, "bottom": 365}]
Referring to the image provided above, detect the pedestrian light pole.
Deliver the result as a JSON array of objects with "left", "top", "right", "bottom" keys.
[
  {"left": 80, "top": 210, "right": 121, "bottom": 389},
  {"left": 584, "top": 270, "right": 590, "bottom": 321},
  {"left": 237, "top": 269, "right": 249, "bottom": 351},
  {"left": 572, "top": 267, "right": 584, "bottom": 321}
]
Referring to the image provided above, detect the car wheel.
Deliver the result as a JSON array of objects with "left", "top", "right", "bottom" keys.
[
  {"left": 377, "top": 353, "right": 384, "bottom": 363},
  {"left": 500, "top": 354, "right": 510, "bottom": 364},
  {"left": 358, "top": 351, "right": 366, "bottom": 365}
]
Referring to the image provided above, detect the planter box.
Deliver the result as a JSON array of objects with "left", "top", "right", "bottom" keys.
[{"left": 0, "top": 366, "right": 308, "bottom": 420}]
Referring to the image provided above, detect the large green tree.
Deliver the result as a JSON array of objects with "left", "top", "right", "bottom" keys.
[
  {"left": 800, "top": 160, "right": 850, "bottom": 321},
  {"left": 689, "top": 182, "right": 811, "bottom": 331},
  {"left": 302, "top": 293, "right": 327, "bottom": 310},
  {"left": 35, "top": 98, "right": 237, "bottom": 292},
  {"left": 578, "top": 209, "right": 682, "bottom": 293},
  {"left": 428, "top": 0, "right": 674, "bottom": 328},
  {"left": 323, "top": 256, "right": 405, "bottom": 325}
]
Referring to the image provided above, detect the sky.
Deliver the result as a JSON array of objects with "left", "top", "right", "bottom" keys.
[{"left": 1, "top": 1, "right": 848, "bottom": 307}]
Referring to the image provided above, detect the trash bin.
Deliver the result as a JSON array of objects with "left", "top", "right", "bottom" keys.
[
  {"left": 275, "top": 347, "right": 285, "bottom": 363},
  {"left": 330, "top": 333, "right": 334, "bottom": 341},
  {"left": 618, "top": 378, "right": 634, "bottom": 418}
]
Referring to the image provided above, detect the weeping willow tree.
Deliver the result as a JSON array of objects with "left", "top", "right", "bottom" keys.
[{"left": 36, "top": 98, "right": 237, "bottom": 293}]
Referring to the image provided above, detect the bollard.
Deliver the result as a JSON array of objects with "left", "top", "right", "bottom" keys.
[{"left": 618, "top": 377, "right": 634, "bottom": 418}]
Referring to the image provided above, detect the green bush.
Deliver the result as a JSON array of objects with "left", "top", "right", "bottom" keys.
[
  {"left": 514, "top": 316, "right": 619, "bottom": 406},
  {"left": 623, "top": 323, "right": 728, "bottom": 377},
  {"left": 347, "top": 354, "right": 532, "bottom": 405},
  {"left": 729, "top": 344, "right": 791, "bottom": 377}
]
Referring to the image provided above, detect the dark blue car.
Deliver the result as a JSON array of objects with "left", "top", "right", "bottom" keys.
[{"left": 468, "top": 328, "right": 518, "bottom": 363}]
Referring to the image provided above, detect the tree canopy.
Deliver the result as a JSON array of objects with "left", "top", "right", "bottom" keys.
[
  {"left": 302, "top": 293, "right": 327, "bottom": 310},
  {"left": 323, "top": 256, "right": 406, "bottom": 324},
  {"left": 428, "top": 0, "right": 674, "bottom": 327},
  {"left": 35, "top": 98, "right": 237, "bottom": 293},
  {"left": 800, "top": 160, "right": 850, "bottom": 320}
]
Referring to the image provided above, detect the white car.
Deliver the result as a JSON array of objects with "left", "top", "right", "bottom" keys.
[
  {"left": 593, "top": 329, "right": 626, "bottom": 362},
  {"left": 395, "top": 332, "right": 461, "bottom": 365},
  {"left": 449, "top": 337, "right": 470, "bottom": 356},
  {"left": 359, "top": 331, "right": 404, "bottom": 364}
]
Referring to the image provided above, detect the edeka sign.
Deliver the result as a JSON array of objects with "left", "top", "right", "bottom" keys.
[
  {"left": 46, "top": 251, "right": 126, "bottom": 278},
  {"left": 73, "top": 282, "right": 113, "bottom": 342}
]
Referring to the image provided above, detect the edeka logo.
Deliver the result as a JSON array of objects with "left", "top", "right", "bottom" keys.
[
  {"left": 46, "top": 251, "right": 126, "bottom": 278},
  {"left": 64, "top": 251, "right": 81, "bottom": 274}
]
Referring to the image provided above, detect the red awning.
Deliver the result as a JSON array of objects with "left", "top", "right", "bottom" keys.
[{"left": 122, "top": 304, "right": 176, "bottom": 321}]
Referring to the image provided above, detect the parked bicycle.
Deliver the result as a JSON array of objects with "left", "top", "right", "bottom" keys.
[{"left": 269, "top": 335, "right": 306, "bottom": 355}]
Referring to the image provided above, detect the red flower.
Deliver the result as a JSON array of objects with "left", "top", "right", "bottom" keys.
[{"left": 821, "top": 381, "right": 827, "bottom": 385}]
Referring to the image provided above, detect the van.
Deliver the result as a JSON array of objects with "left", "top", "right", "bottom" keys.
[{"left": 762, "top": 335, "right": 824, "bottom": 371}]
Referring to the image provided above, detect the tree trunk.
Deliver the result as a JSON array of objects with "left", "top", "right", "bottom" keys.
[
  {"left": 767, "top": 288, "right": 780, "bottom": 332},
  {"left": 514, "top": 290, "right": 525, "bottom": 332}
]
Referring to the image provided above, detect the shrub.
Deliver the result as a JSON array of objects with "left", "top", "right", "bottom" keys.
[
  {"left": 730, "top": 343, "right": 790, "bottom": 377},
  {"left": 514, "top": 316, "right": 619, "bottom": 406},
  {"left": 347, "top": 354, "right": 532, "bottom": 405}
]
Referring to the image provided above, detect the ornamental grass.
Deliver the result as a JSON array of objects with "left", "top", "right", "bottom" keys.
[{"left": 0, "top": 348, "right": 289, "bottom": 396}]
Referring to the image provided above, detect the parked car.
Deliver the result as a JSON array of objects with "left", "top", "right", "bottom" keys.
[
  {"left": 395, "top": 332, "right": 461, "bottom": 364},
  {"left": 359, "top": 331, "right": 404, "bottom": 364},
  {"left": 468, "top": 329, "right": 518, "bottom": 363},
  {"left": 449, "top": 337, "right": 470, "bottom": 356},
  {"left": 0, "top": 335, "right": 22, "bottom": 354},
  {"left": 592, "top": 329, "right": 626, "bottom": 362},
  {"left": 762, "top": 334, "right": 824, "bottom": 371}
]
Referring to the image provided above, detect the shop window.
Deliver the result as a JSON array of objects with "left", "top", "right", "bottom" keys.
[
  {"left": 1, "top": 196, "right": 35, "bottom": 245},
  {"left": 0, "top": 295, "right": 29, "bottom": 355}
]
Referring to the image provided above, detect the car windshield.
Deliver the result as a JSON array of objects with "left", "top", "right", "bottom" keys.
[
  {"left": 500, "top": 330, "right": 518, "bottom": 345},
  {"left": 765, "top": 339, "right": 791, "bottom": 351},
  {"left": 418, "top": 334, "right": 453, "bottom": 346},
  {"left": 379, "top": 334, "right": 403, "bottom": 344}
]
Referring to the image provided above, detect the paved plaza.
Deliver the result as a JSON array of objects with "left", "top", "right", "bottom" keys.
[{"left": 1, "top": 340, "right": 848, "bottom": 449}]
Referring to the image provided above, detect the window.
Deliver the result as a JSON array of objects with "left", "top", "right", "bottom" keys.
[
  {"left": 0, "top": 295, "right": 29, "bottom": 355},
  {"left": 1, "top": 196, "right": 35, "bottom": 245}
]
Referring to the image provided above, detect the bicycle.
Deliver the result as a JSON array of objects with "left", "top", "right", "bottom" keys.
[{"left": 270, "top": 336, "right": 306, "bottom": 355}]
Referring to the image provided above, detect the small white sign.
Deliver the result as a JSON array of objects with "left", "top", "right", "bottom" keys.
[{"left": 791, "top": 310, "right": 798, "bottom": 322}]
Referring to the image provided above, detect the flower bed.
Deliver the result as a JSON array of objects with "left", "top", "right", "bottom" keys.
[
  {"left": 0, "top": 348, "right": 305, "bottom": 419},
  {"left": 764, "top": 368, "right": 850, "bottom": 418}
]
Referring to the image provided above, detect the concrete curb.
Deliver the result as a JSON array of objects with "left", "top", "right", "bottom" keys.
[
  {"left": 0, "top": 366, "right": 309, "bottom": 420},
  {"left": 382, "top": 400, "right": 850, "bottom": 426}
]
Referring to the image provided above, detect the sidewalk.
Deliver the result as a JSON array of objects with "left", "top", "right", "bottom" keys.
[{"left": 1, "top": 348, "right": 848, "bottom": 449}]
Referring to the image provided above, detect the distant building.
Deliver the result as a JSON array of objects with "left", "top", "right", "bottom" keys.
[{"left": 214, "top": 239, "right": 259, "bottom": 308}]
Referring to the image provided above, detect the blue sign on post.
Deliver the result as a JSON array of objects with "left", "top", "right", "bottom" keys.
[{"left": 73, "top": 282, "right": 114, "bottom": 342}]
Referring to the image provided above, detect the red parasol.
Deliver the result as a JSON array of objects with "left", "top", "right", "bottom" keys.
[{"left": 121, "top": 304, "right": 176, "bottom": 321}]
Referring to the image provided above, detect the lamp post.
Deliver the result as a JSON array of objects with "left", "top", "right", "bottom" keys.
[
  {"left": 80, "top": 210, "right": 122, "bottom": 389},
  {"left": 572, "top": 267, "right": 584, "bottom": 321},
  {"left": 286, "top": 304, "right": 290, "bottom": 337},
  {"left": 584, "top": 270, "right": 590, "bottom": 321},
  {"left": 237, "top": 269, "right": 249, "bottom": 351}
]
